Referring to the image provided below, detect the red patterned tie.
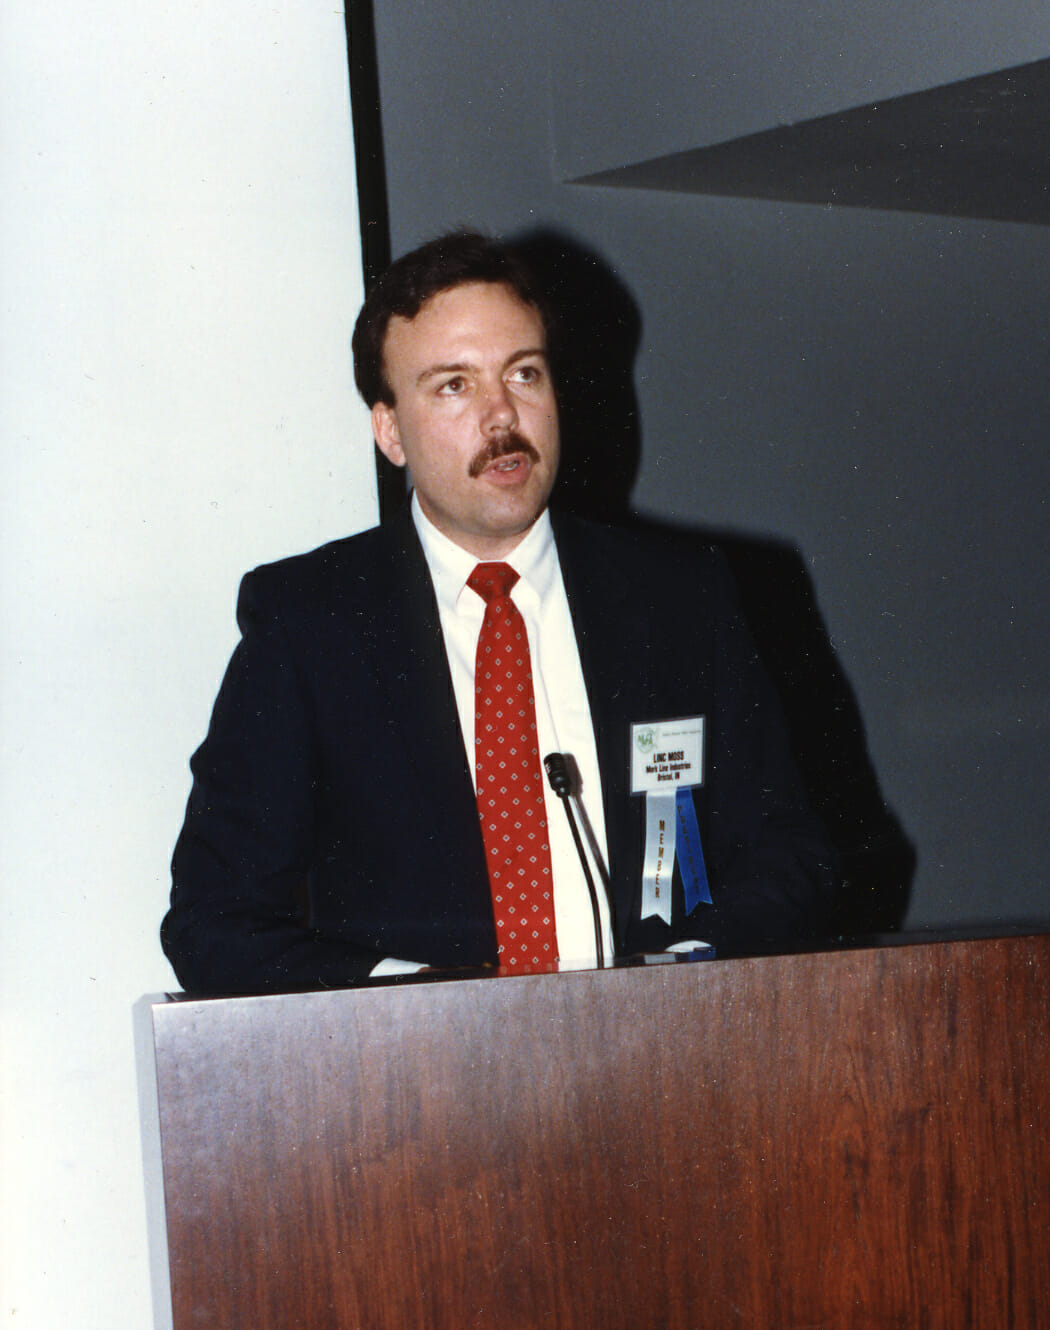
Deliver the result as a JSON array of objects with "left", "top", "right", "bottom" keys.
[{"left": 468, "top": 562, "right": 558, "bottom": 971}]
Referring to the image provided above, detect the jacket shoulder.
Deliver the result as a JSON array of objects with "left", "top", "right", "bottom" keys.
[
  {"left": 236, "top": 519, "right": 413, "bottom": 625},
  {"left": 244, "top": 523, "right": 383, "bottom": 589},
  {"left": 552, "top": 511, "right": 731, "bottom": 601}
]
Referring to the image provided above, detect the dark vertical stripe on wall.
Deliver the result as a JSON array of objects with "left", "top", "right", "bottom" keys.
[
  {"left": 344, "top": 1, "right": 405, "bottom": 519},
  {"left": 344, "top": 0, "right": 390, "bottom": 288}
]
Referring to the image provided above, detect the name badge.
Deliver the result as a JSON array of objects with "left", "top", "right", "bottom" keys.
[
  {"left": 631, "top": 718, "right": 711, "bottom": 924},
  {"left": 630, "top": 717, "right": 704, "bottom": 794}
]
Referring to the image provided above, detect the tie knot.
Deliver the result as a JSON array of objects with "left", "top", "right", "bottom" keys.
[{"left": 468, "top": 561, "right": 519, "bottom": 604}]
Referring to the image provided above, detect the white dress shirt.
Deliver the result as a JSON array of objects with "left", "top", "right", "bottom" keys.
[{"left": 408, "top": 494, "right": 614, "bottom": 969}]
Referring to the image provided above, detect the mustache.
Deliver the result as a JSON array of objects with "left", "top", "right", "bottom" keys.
[{"left": 468, "top": 431, "right": 540, "bottom": 479}]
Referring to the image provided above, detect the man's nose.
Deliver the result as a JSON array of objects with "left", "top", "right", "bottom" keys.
[{"left": 480, "top": 380, "right": 517, "bottom": 434}]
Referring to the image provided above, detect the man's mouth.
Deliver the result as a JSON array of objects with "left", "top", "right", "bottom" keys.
[{"left": 468, "top": 431, "right": 540, "bottom": 479}]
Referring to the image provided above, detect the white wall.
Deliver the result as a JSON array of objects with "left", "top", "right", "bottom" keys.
[{"left": 0, "top": 3, "right": 377, "bottom": 1325}]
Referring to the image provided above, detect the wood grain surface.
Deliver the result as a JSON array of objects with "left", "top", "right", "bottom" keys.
[{"left": 151, "top": 935, "right": 1050, "bottom": 1328}]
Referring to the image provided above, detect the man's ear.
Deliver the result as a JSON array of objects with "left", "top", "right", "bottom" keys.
[{"left": 372, "top": 402, "right": 406, "bottom": 468}]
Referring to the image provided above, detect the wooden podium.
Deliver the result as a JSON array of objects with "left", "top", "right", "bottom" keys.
[{"left": 145, "top": 934, "right": 1050, "bottom": 1328}]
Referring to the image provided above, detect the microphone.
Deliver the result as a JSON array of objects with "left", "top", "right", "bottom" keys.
[
  {"left": 544, "top": 753, "right": 605, "bottom": 968},
  {"left": 543, "top": 751, "right": 574, "bottom": 798}
]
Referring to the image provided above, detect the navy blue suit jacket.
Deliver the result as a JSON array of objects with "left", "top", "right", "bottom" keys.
[{"left": 162, "top": 508, "right": 836, "bottom": 992}]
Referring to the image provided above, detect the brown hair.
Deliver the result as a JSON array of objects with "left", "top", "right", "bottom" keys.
[{"left": 352, "top": 230, "right": 551, "bottom": 407}]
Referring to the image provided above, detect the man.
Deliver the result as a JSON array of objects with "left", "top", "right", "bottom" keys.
[{"left": 162, "top": 231, "right": 836, "bottom": 993}]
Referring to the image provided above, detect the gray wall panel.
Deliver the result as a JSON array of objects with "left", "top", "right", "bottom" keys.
[
  {"left": 550, "top": 1, "right": 1050, "bottom": 176},
  {"left": 369, "top": 0, "right": 1050, "bottom": 934}
]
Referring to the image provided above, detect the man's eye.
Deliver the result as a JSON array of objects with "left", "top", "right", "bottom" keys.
[
  {"left": 512, "top": 365, "right": 541, "bottom": 385},
  {"left": 438, "top": 377, "right": 466, "bottom": 395}
]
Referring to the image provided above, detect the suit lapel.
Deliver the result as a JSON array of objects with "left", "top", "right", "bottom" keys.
[
  {"left": 367, "top": 509, "right": 468, "bottom": 778},
  {"left": 553, "top": 514, "right": 653, "bottom": 949},
  {"left": 361, "top": 509, "right": 497, "bottom": 951}
]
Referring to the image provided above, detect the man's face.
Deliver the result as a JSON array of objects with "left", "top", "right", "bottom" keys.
[{"left": 371, "top": 281, "right": 559, "bottom": 559}]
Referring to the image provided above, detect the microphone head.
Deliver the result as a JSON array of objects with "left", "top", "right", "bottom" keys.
[{"left": 543, "top": 752, "right": 572, "bottom": 797}]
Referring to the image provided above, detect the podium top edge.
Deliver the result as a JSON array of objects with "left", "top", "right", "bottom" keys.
[{"left": 144, "top": 925, "right": 1050, "bottom": 1008}]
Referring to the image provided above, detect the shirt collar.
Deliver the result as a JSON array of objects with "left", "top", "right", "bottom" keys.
[{"left": 411, "top": 491, "right": 557, "bottom": 616}]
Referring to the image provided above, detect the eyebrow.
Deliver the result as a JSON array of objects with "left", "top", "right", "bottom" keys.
[{"left": 415, "top": 347, "right": 548, "bottom": 388}]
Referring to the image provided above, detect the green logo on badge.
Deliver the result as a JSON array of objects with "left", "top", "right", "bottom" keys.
[{"left": 636, "top": 727, "right": 655, "bottom": 753}]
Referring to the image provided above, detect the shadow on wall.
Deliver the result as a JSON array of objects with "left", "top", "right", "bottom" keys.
[
  {"left": 516, "top": 229, "right": 644, "bottom": 522},
  {"left": 710, "top": 528, "right": 916, "bottom": 937},
  {"left": 517, "top": 227, "right": 916, "bottom": 938}
]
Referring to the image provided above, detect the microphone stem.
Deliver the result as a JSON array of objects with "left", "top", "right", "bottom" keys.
[{"left": 559, "top": 793, "right": 605, "bottom": 969}]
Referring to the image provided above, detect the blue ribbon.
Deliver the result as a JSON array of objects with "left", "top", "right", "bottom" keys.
[{"left": 675, "top": 786, "right": 712, "bottom": 913}]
